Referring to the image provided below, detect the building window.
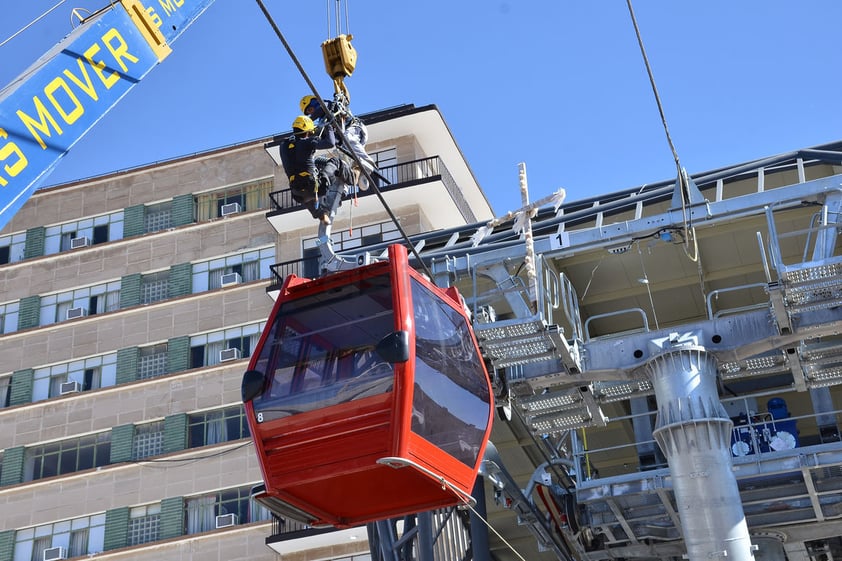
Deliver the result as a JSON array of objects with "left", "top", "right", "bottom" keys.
[
  {"left": 195, "top": 178, "right": 272, "bottom": 221},
  {"left": 25, "top": 432, "right": 112, "bottom": 481},
  {"left": 191, "top": 246, "right": 274, "bottom": 292},
  {"left": 138, "top": 343, "right": 168, "bottom": 379},
  {"left": 32, "top": 353, "right": 118, "bottom": 400},
  {"left": 39, "top": 281, "right": 121, "bottom": 325},
  {"left": 141, "top": 271, "right": 170, "bottom": 304},
  {"left": 0, "top": 232, "right": 25, "bottom": 265},
  {"left": 133, "top": 421, "right": 165, "bottom": 460},
  {"left": 92, "top": 224, "right": 108, "bottom": 244},
  {"left": 371, "top": 147, "right": 398, "bottom": 185},
  {"left": 371, "top": 147, "right": 397, "bottom": 168},
  {"left": 0, "top": 375, "right": 9, "bottom": 408},
  {"left": 0, "top": 300, "right": 19, "bottom": 335},
  {"left": 44, "top": 212, "right": 124, "bottom": 254},
  {"left": 145, "top": 201, "right": 172, "bottom": 233},
  {"left": 128, "top": 504, "right": 161, "bottom": 546},
  {"left": 188, "top": 405, "right": 249, "bottom": 448},
  {"left": 189, "top": 323, "right": 263, "bottom": 367},
  {"left": 14, "top": 514, "right": 106, "bottom": 561},
  {"left": 185, "top": 485, "right": 260, "bottom": 534},
  {"left": 82, "top": 367, "right": 101, "bottom": 391}
]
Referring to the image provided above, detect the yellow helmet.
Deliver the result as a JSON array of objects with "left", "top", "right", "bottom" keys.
[
  {"left": 299, "top": 95, "right": 318, "bottom": 114},
  {"left": 292, "top": 115, "right": 315, "bottom": 134}
]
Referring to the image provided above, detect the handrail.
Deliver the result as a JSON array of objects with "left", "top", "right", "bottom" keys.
[
  {"left": 268, "top": 155, "right": 446, "bottom": 213},
  {"left": 559, "top": 272, "right": 584, "bottom": 343},
  {"left": 706, "top": 283, "right": 769, "bottom": 320},
  {"left": 572, "top": 402, "right": 842, "bottom": 481},
  {"left": 584, "top": 308, "right": 650, "bottom": 342},
  {"left": 269, "top": 257, "right": 318, "bottom": 285},
  {"left": 539, "top": 254, "right": 584, "bottom": 343}
]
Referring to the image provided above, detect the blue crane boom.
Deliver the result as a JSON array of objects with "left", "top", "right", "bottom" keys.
[{"left": 0, "top": 0, "right": 216, "bottom": 232}]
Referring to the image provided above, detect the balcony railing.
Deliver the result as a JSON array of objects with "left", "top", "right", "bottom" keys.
[
  {"left": 269, "top": 256, "right": 319, "bottom": 287},
  {"left": 268, "top": 156, "right": 447, "bottom": 213}
]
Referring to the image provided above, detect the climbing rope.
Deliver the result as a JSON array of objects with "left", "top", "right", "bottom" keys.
[
  {"left": 253, "top": 0, "right": 435, "bottom": 279},
  {"left": 626, "top": 0, "right": 699, "bottom": 263}
]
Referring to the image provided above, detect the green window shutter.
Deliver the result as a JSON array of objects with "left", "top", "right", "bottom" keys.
[
  {"left": 123, "top": 205, "right": 146, "bottom": 238},
  {"left": 0, "top": 446, "right": 25, "bottom": 487},
  {"left": 163, "top": 413, "right": 187, "bottom": 454},
  {"left": 119, "top": 273, "right": 142, "bottom": 309},
  {"left": 0, "top": 529, "right": 15, "bottom": 561},
  {"left": 171, "top": 194, "right": 195, "bottom": 227},
  {"left": 103, "top": 507, "right": 130, "bottom": 551},
  {"left": 115, "top": 347, "right": 140, "bottom": 385},
  {"left": 159, "top": 497, "right": 185, "bottom": 540},
  {"left": 9, "top": 369, "right": 33, "bottom": 407},
  {"left": 110, "top": 424, "right": 136, "bottom": 464},
  {"left": 168, "top": 263, "right": 192, "bottom": 298},
  {"left": 167, "top": 336, "right": 190, "bottom": 373},
  {"left": 17, "top": 296, "right": 40, "bottom": 330},
  {"left": 23, "top": 226, "right": 45, "bottom": 259}
]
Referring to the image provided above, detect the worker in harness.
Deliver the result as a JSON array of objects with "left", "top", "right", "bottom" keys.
[
  {"left": 278, "top": 115, "right": 353, "bottom": 225},
  {"left": 300, "top": 94, "right": 377, "bottom": 191}
]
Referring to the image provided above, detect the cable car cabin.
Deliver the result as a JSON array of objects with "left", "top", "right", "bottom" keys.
[{"left": 241, "top": 244, "right": 494, "bottom": 528}]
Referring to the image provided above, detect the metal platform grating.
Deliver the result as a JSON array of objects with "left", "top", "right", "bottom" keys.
[
  {"left": 592, "top": 380, "right": 654, "bottom": 402},
  {"left": 783, "top": 262, "right": 842, "bottom": 313},
  {"left": 474, "top": 317, "right": 560, "bottom": 367},
  {"left": 719, "top": 352, "right": 789, "bottom": 380},
  {"left": 528, "top": 410, "right": 595, "bottom": 434}
]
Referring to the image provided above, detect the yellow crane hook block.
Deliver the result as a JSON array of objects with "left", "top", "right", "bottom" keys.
[
  {"left": 321, "top": 34, "right": 357, "bottom": 100},
  {"left": 321, "top": 34, "right": 357, "bottom": 78}
]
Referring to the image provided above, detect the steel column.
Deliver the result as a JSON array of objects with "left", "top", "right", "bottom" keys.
[
  {"left": 469, "top": 477, "right": 492, "bottom": 561},
  {"left": 649, "top": 346, "right": 755, "bottom": 561}
]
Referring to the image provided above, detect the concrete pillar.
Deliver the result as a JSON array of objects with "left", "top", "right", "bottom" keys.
[{"left": 648, "top": 346, "right": 755, "bottom": 561}]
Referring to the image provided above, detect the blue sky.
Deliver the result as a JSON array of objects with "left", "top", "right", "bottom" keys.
[{"left": 2, "top": 1, "right": 842, "bottom": 217}]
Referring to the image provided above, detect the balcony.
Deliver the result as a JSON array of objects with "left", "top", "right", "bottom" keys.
[
  {"left": 261, "top": 514, "right": 369, "bottom": 557},
  {"left": 265, "top": 155, "right": 472, "bottom": 233}
]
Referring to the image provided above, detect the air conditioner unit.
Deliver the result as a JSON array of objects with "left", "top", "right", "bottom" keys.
[
  {"left": 219, "top": 348, "right": 242, "bottom": 362},
  {"left": 43, "top": 547, "right": 67, "bottom": 561},
  {"left": 59, "top": 380, "right": 82, "bottom": 395},
  {"left": 220, "top": 272, "right": 242, "bottom": 286},
  {"left": 66, "top": 307, "right": 87, "bottom": 320},
  {"left": 70, "top": 236, "right": 90, "bottom": 249},
  {"left": 220, "top": 202, "right": 241, "bottom": 216},
  {"left": 215, "top": 513, "right": 238, "bottom": 528}
]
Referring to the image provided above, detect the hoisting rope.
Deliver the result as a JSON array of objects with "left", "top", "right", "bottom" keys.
[
  {"left": 253, "top": 0, "right": 435, "bottom": 280},
  {"left": 326, "top": 0, "right": 351, "bottom": 39},
  {"left": 626, "top": 0, "right": 699, "bottom": 263}
]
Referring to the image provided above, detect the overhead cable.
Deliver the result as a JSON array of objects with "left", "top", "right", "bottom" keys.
[
  {"left": 0, "top": 1, "right": 67, "bottom": 49},
  {"left": 254, "top": 0, "right": 434, "bottom": 279}
]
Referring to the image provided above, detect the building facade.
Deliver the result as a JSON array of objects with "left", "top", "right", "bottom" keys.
[{"left": 0, "top": 104, "right": 493, "bottom": 561}]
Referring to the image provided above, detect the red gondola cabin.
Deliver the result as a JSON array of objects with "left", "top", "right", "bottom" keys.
[{"left": 242, "top": 244, "right": 494, "bottom": 528}]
